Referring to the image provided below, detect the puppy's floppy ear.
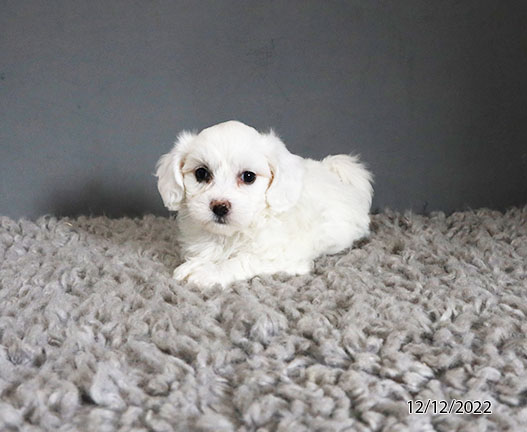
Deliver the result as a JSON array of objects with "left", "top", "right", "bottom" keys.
[
  {"left": 155, "top": 131, "right": 196, "bottom": 211},
  {"left": 263, "top": 130, "right": 305, "bottom": 213}
]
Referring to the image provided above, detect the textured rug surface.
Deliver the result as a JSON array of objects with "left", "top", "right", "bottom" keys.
[{"left": 0, "top": 207, "right": 526, "bottom": 432}]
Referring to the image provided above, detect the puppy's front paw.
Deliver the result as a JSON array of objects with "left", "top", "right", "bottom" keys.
[
  {"left": 173, "top": 261, "right": 196, "bottom": 282},
  {"left": 173, "top": 261, "right": 225, "bottom": 288},
  {"left": 186, "top": 267, "right": 224, "bottom": 288}
]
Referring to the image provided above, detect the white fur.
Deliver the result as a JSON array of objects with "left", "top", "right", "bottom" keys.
[{"left": 156, "top": 121, "right": 373, "bottom": 287}]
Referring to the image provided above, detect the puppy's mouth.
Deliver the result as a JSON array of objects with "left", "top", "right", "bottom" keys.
[
  {"left": 214, "top": 216, "right": 228, "bottom": 225},
  {"left": 206, "top": 215, "right": 238, "bottom": 236}
]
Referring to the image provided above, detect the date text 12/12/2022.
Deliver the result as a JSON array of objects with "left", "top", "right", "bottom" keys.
[{"left": 408, "top": 400, "right": 492, "bottom": 415}]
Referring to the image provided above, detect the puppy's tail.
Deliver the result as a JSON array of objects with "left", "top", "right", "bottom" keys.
[{"left": 323, "top": 154, "right": 374, "bottom": 204}]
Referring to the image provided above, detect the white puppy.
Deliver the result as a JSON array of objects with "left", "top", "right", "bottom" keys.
[{"left": 156, "top": 121, "right": 373, "bottom": 287}]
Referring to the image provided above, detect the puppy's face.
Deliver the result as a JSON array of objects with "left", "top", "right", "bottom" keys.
[
  {"left": 180, "top": 125, "right": 272, "bottom": 235},
  {"left": 156, "top": 121, "right": 305, "bottom": 236}
]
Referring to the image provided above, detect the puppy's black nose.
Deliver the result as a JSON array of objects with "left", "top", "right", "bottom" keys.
[{"left": 211, "top": 200, "right": 231, "bottom": 217}]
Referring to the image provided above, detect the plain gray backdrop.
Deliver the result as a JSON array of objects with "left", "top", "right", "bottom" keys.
[{"left": 1, "top": 0, "right": 526, "bottom": 219}]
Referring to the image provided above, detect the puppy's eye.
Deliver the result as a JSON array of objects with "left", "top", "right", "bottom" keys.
[
  {"left": 240, "top": 171, "right": 256, "bottom": 185},
  {"left": 195, "top": 167, "right": 211, "bottom": 183}
]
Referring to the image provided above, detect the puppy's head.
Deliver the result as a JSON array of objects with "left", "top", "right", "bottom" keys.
[{"left": 155, "top": 121, "right": 304, "bottom": 235}]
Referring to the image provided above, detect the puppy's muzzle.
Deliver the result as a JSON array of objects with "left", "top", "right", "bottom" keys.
[{"left": 210, "top": 200, "right": 231, "bottom": 220}]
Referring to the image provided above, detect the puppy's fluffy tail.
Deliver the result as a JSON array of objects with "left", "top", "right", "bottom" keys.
[{"left": 323, "top": 154, "right": 374, "bottom": 205}]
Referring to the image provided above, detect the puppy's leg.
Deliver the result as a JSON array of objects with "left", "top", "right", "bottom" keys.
[{"left": 179, "top": 254, "right": 313, "bottom": 288}]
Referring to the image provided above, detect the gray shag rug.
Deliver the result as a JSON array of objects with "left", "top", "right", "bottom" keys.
[{"left": 0, "top": 208, "right": 526, "bottom": 432}]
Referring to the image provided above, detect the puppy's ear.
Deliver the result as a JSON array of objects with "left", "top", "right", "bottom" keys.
[
  {"left": 155, "top": 131, "right": 196, "bottom": 211},
  {"left": 263, "top": 130, "right": 305, "bottom": 213}
]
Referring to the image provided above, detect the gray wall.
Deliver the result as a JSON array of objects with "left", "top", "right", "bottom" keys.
[{"left": 1, "top": 0, "right": 526, "bottom": 219}]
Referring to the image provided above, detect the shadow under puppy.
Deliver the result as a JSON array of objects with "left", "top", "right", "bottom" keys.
[{"left": 156, "top": 121, "right": 373, "bottom": 287}]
